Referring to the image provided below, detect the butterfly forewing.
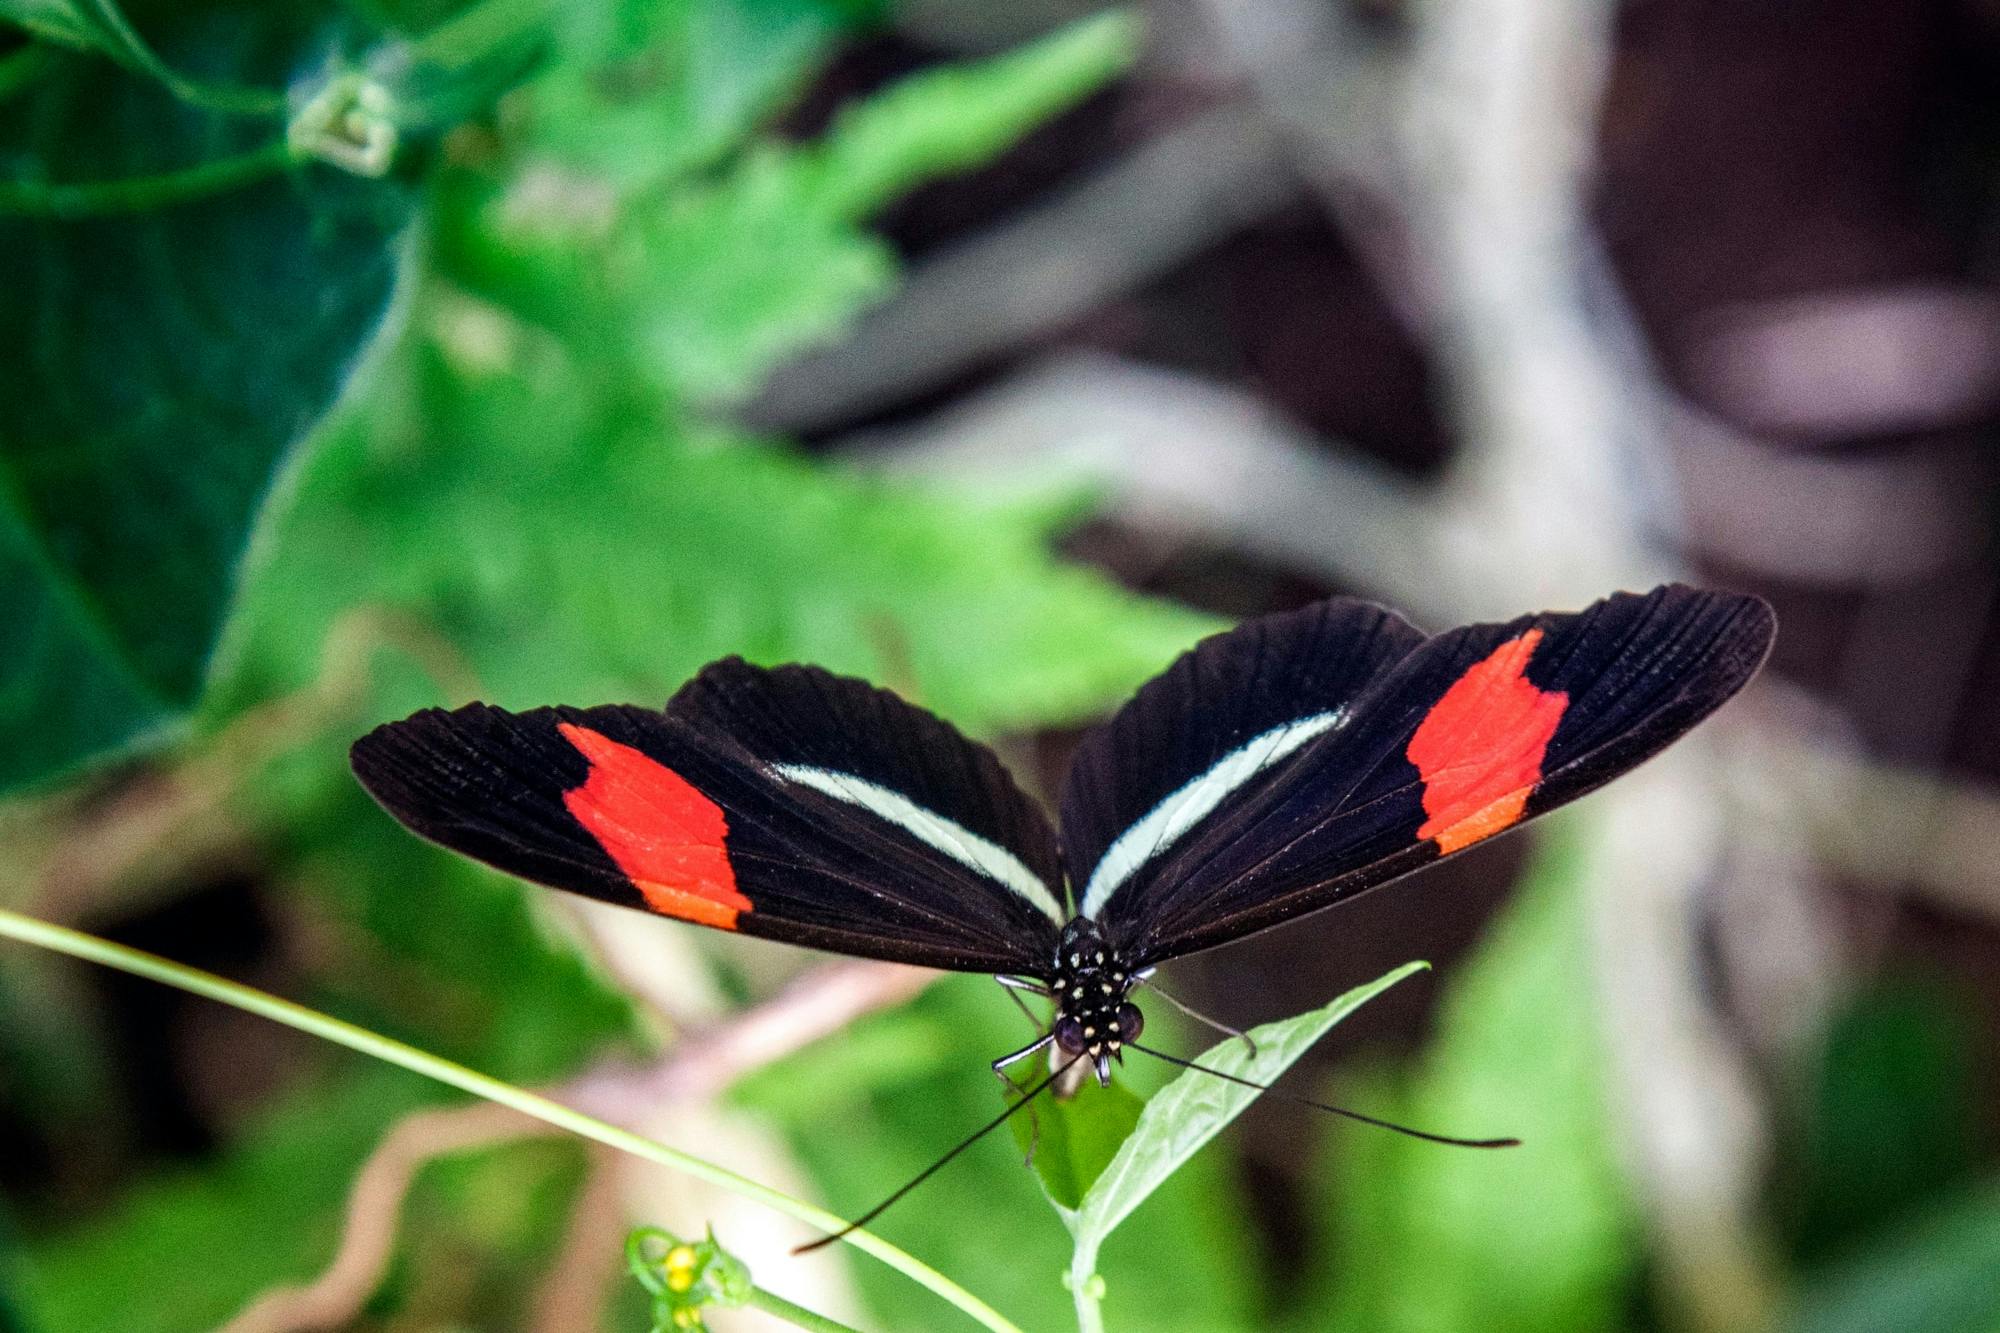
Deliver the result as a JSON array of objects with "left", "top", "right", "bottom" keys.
[
  {"left": 1058, "top": 597, "right": 1427, "bottom": 924},
  {"left": 1080, "top": 584, "right": 1774, "bottom": 964},
  {"left": 669, "top": 658, "right": 1066, "bottom": 923},
  {"left": 352, "top": 669, "right": 1065, "bottom": 974}
]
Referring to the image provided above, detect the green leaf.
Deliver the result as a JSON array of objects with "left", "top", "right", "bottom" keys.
[
  {"left": 1009, "top": 1075, "right": 1147, "bottom": 1210},
  {"left": 0, "top": 20, "right": 416, "bottom": 794},
  {"left": 1309, "top": 822, "right": 1643, "bottom": 1333},
  {"left": 1791, "top": 1178, "right": 2000, "bottom": 1333},
  {"left": 800, "top": 9, "right": 1137, "bottom": 221},
  {"left": 638, "top": 8, "right": 1136, "bottom": 401},
  {"left": 1062, "top": 961, "right": 1427, "bottom": 1256},
  {"left": 608, "top": 141, "right": 893, "bottom": 403},
  {"left": 772, "top": 975, "right": 1258, "bottom": 1333},
  {"left": 526, "top": 0, "right": 866, "bottom": 192}
]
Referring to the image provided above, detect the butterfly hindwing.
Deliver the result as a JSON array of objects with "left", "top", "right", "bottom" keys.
[
  {"left": 1082, "top": 584, "right": 1775, "bottom": 964},
  {"left": 1059, "top": 597, "right": 1427, "bottom": 924},
  {"left": 352, "top": 672, "right": 1066, "bottom": 973}
]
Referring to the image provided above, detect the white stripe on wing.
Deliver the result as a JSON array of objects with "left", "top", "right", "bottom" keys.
[
  {"left": 771, "top": 764, "right": 1067, "bottom": 924},
  {"left": 1079, "top": 711, "right": 1341, "bottom": 918}
]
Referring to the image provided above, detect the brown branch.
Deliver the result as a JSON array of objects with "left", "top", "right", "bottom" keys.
[
  {"left": 219, "top": 1101, "right": 547, "bottom": 1333},
  {"left": 1192, "top": 0, "right": 1432, "bottom": 333},
  {"left": 1732, "top": 729, "right": 2000, "bottom": 922},
  {"left": 745, "top": 104, "right": 1297, "bottom": 433},
  {"left": 528, "top": 1146, "right": 629, "bottom": 1333},
  {"left": 564, "top": 959, "right": 934, "bottom": 1118}
]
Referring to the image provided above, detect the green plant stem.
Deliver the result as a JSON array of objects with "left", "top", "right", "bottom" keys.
[
  {"left": 745, "top": 1285, "right": 866, "bottom": 1333},
  {"left": 1068, "top": 1239, "right": 1105, "bottom": 1333},
  {"left": 0, "top": 908, "right": 1023, "bottom": 1333},
  {"left": 77, "top": 0, "right": 285, "bottom": 115},
  {"left": 0, "top": 140, "right": 295, "bottom": 216}
]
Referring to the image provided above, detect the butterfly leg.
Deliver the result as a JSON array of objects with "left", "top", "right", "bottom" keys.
[
  {"left": 992, "top": 1033, "right": 1055, "bottom": 1166},
  {"left": 1134, "top": 971, "right": 1258, "bottom": 1057},
  {"left": 993, "top": 978, "right": 1059, "bottom": 1161},
  {"left": 995, "top": 974, "right": 1050, "bottom": 1034}
]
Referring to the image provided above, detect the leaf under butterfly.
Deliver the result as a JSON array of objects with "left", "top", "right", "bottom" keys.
[
  {"left": 1308, "top": 824, "right": 1636, "bottom": 1333},
  {"left": 1059, "top": 961, "right": 1429, "bottom": 1260},
  {"left": 1008, "top": 1075, "right": 1147, "bottom": 1211}
]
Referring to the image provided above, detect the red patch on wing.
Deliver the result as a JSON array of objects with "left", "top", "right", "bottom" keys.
[
  {"left": 557, "top": 723, "right": 750, "bottom": 929},
  {"left": 1406, "top": 630, "right": 1569, "bottom": 854}
]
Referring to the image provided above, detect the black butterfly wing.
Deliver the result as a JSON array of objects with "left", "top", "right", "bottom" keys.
[
  {"left": 1060, "top": 596, "right": 1428, "bottom": 923},
  {"left": 1077, "top": 584, "right": 1775, "bottom": 964},
  {"left": 664, "top": 656, "right": 1070, "bottom": 936},
  {"left": 351, "top": 664, "right": 1065, "bottom": 974}
]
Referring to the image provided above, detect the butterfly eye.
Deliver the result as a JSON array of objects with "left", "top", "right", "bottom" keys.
[
  {"left": 1116, "top": 1003, "right": 1143, "bottom": 1042},
  {"left": 1054, "top": 1015, "right": 1087, "bottom": 1054}
]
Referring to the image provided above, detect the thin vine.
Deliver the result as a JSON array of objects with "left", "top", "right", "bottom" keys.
[
  {"left": 0, "top": 140, "right": 295, "bottom": 217},
  {"left": 0, "top": 907, "right": 1023, "bottom": 1333}
]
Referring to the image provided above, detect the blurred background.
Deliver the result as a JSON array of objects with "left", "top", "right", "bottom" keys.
[{"left": 2, "top": 0, "right": 1998, "bottom": 1329}]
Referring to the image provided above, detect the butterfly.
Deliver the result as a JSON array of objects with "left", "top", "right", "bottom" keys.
[{"left": 351, "top": 582, "right": 1773, "bottom": 1237}]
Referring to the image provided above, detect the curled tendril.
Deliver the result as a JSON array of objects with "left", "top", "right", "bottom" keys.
[{"left": 288, "top": 71, "right": 400, "bottom": 177}]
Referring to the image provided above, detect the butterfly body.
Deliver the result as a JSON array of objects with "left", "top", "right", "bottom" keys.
[{"left": 1033, "top": 917, "right": 1143, "bottom": 1085}]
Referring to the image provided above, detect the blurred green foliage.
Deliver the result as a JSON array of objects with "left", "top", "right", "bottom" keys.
[
  {"left": 17, "top": 1068, "right": 434, "bottom": 1332},
  {"left": 1781, "top": 977, "right": 1982, "bottom": 1266},
  {"left": 1308, "top": 826, "right": 1640, "bottom": 1333},
  {"left": 1779, "top": 979, "right": 1995, "bottom": 1333},
  {"left": 1790, "top": 1180, "right": 2000, "bottom": 1333}
]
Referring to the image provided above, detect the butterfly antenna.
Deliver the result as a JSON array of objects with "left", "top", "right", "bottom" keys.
[
  {"left": 793, "top": 1053, "right": 1084, "bottom": 1255},
  {"left": 1126, "top": 1041, "right": 1519, "bottom": 1149}
]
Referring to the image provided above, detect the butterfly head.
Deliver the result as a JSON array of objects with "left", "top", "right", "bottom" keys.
[{"left": 1050, "top": 918, "right": 1143, "bottom": 1086}]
